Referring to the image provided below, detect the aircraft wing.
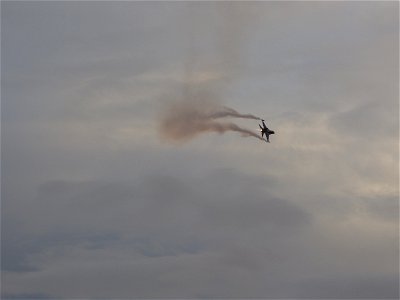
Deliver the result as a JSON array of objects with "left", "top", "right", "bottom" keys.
[{"left": 261, "top": 120, "right": 268, "bottom": 130}]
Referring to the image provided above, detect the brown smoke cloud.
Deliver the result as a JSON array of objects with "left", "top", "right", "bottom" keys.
[
  {"left": 159, "top": 99, "right": 264, "bottom": 143},
  {"left": 158, "top": 4, "right": 265, "bottom": 144}
]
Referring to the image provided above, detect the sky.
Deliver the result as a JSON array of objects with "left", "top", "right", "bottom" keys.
[{"left": 1, "top": 1, "right": 399, "bottom": 299}]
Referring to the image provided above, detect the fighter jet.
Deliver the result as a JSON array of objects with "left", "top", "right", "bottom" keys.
[{"left": 259, "top": 119, "right": 275, "bottom": 143}]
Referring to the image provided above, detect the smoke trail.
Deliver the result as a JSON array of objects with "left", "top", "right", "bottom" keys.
[
  {"left": 158, "top": 4, "right": 265, "bottom": 144},
  {"left": 210, "top": 106, "right": 261, "bottom": 120},
  {"left": 159, "top": 100, "right": 264, "bottom": 143}
]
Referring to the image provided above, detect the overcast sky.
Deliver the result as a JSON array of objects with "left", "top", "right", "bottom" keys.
[{"left": 1, "top": 1, "right": 399, "bottom": 299}]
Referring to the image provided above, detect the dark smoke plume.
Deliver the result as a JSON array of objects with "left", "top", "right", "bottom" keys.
[
  {"left": 159, "top": 99, "right": 264, "bottom": 143},
  {"left": 158, "top": 4, "right": 264, "bottom": 144},
  {"left": 210, "top": 107, "right": 261, "bottom": 120}
]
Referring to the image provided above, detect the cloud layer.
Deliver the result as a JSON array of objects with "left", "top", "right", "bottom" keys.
[{"left": 2, "top": 1, "right": 398, "bottom": 298}]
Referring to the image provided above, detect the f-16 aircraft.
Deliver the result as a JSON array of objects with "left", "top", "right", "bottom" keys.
[{"left": 259, "top": 119, "right": 275, "bottom": 143}]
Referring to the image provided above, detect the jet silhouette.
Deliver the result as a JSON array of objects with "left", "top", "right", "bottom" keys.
[{"left": 259, "top": 119, "right": 275, "bottom": 143}]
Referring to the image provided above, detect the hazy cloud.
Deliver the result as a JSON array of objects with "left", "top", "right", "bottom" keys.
[{"left": 2, "top": 1, "right": 398, "bottom": 298}]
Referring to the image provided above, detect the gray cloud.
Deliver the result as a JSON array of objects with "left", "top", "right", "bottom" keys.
[
  {"left": 329, "top": 100, "right": 398, "bottom": 139},
  {"left": 292, "top": 274, "right": 399, "bottom": 299},
  {"left": 3, "top": 170, "right": 398, "bottom": 298},
  {"left": 1, "top": 293, "right": 53, "bottom": 300},
  {"left": 3, "top": 172, "right": 313, "bottom": 298}
]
